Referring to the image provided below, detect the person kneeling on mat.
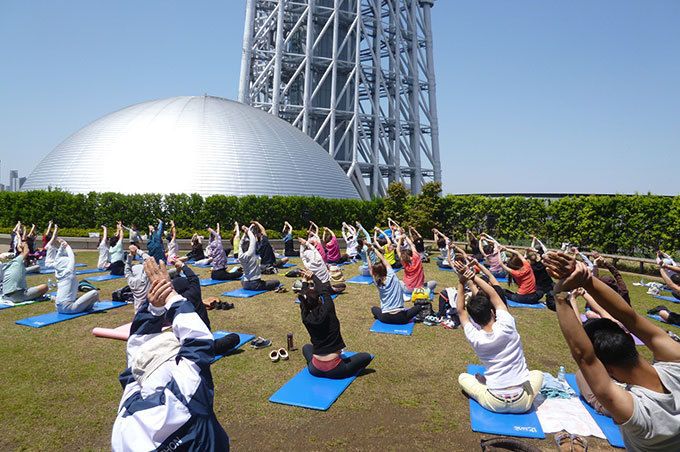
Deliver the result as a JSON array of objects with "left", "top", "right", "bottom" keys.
[
  {"left": 455, "top": 261, "right": 543, "bottom": 414},
  {"left": 54, "top": 240, "right": 99, "bottom": 314},
  {"left": 1, "top": 241, "right": 48, "bottom": 303},
  {"left": 239, "top": 226, "right": 280, "bottom": 292},
  {"left": 298, "top": 269, "right": 371, "bottom": 379},
  {"left": 111, "top": 259, "right": 230, "bottom": 451},
  {"left": 368, "top": 244, "right": 421, "bottom": 325}
]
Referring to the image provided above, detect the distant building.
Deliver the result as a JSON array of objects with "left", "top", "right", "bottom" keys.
[{"left": 9, "top": 170, "right": 19, "bottom": 192}]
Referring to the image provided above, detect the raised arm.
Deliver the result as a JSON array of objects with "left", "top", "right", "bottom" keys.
[
  {"left": 545, "top": 251, "right": 680, "bottom": 363},
  {"left": 470, "top": 257, "right": 499, "bottom": 286},
  {"left": 49, "top": 224, "right": 59, "bottom": 247},
  {"left": 44, "top": 220, "right": 53, "bottom": 238},
  {"left": 252, "top": 221, "right": 267, "bottom": 236},
  {"left": 242, "top": 227, "right": 257, "bottom": 256},
  {"left": 215, "top": 222, "right": 220, "bottom": 237},
  {"left": 530, "top": 234, "right": 548, "bottom": 255},
  {"left": 308, "top": 221, "right": 318, "bottom": 237},
  {"left": 367, "top": 243, "right": 392, "bottom": 271},
  {"left": 170, "top": 220, "right": 176, "bottom": 240},
  {"left": 456, "top": 266, "right": 476, "bottom": 328},
  {"left": 356, "top": 223, "right": 372, "bottom": 244},
  {"left": 396, "top": 236, "right": 405, "bottom": 260},
  {"left": 659, "top": 263, "right": 680, "bottom": 293},
  {"left": 552, "top": 281, "right": 634, "bottom": 425},
  {"left": 469, "top": 265, "right": 507, "bottom": 312}
]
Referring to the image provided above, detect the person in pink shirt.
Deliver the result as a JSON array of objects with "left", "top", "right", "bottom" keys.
[
  {"left": 396, "top": 233, "right": 436, "bottom": 294},
  {"left": 323, "top": 227, "right": 348, "bottom": 265}
]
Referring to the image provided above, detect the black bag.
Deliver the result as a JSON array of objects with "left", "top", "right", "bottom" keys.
[
  {"left": 112, "top": 285, "right": 133, "bottom": 302},
  {"left": 480, "top": 437, "right": 543, "bottom": 452},
  {"left": 78, "top": 280, "right": 98, "bottom": 292},
  {"left": 414, "top": 299, "right": 434, "bottom": 322},
  {"left": 261, "top": 264, "right": 277, "bottom": 275}
]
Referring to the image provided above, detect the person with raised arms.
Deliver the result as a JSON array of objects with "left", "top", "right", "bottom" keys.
[
  {"left": 454, "top": 260, "right": 543, "bottom": 414},
  {"left": 408, "top": 226, "right": 428, "bottom": 262},
  {"left": 1, "top": 241, "right": 48, "bottom": 303},
  {"left": 657, "top": 259, "right": 680, "bottom": 301},
  {"left": 108, "top": 221, "right": 125, "bottom": 276},
  {"left": 373, "top": 226, "right": 401, "bottom": 269},
  {"left": 111, "top": 259, "right": 230, "bottom": 451},
  {"left": 165, "top": 220, "right": 179, "bottom": 265},
  {"left": 396, "top": 233, "right": 436, "bottom": 294},
  {"left": 53, "top": 240, "right": 99, "bottom": 313},
  {"left": 368, "top": 243, "right": 421, "bottom": 325},
  {"left": 341, "top": 222, "right": 360, "bottom": 260},
  {"left": 239, "top": 225, "right": 280, "bottom": 292},
  {"left": 299, "top": 237, "right": 345, "bottom": 294},
  {"left": 298, "top": 268, "right": 371, "bottom": 379},
  {"left": 477, "top": 233, "right": 506, "bottom": 279},
  {"left": 252, "top": 221, "right": 288, "bottom": 270},
  {"left": 146, "top": 218, "right": 165, "bottom": 264},
  {"left": 282, "top": 221, "right": 297, "bottom": 257},
  {"left": 207, "top": 223, "right": 242, "bottom": 281},
  {"left": 543, "top": 251, "right": 680, "bottom": 451},
  {"left": 498, "top": 246, "right": 540, "bottom": 305},
  {"left": 323, "top": 227, "right": 349, "bottom": 265},
  {"left": 97, "top": 225, "right": 111, "bottom": 270}
]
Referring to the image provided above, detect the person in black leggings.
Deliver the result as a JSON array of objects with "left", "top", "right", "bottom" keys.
[{"left": 299, "top": 270, "right": 372, "bottom": 379}]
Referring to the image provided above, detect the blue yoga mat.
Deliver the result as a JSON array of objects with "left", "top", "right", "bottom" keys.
[
  {"left": 199, "top": 278, "right": 230, "bottom": 287},
  {"left": 76, "top": 269, "right": 106, "bottom": 275},
  {"left": 39, "top": 263, "right": 87, "bottom": 274},
  {"left": 221, "top": 288, "right": 268, "bottom": 298},
  {"left": 85, "top": 274, "right": 125, "bottom": 282},
  {"left": 467, "top": 364, "right": 545, "bottom": 439},
  {"left": 0, "top": 304, "right": 13, "bottom": 310},
  {"left": 212, "top": 331, "right": 256, "bottom": 362},
  {"left": 437, "top": 266, "right": 454, "bottom": 272},
  {"left": 347, "top": 275, "right": 374, "bottom": 285},
  {"left": 295, "top": 293, "right": 338, "bottom": 304},
  {"left": 15, "top": 301, "right": 127, "bottom": 328},
  {"left": 653, "top": 295, "right": 680, "bottom": 304},
  {"left": 281, "top": 263, "right": 297, "bottom": 268},
  {"left": 269, "top": 351, "right": 373, "bottom": 410},
  {"left": 370, "top": 318, "right": 415, "bottom": 336},
  {"left": 565, "top": 373, "right": 625, "bottom": 448},
  {"left": 507, "top": 300, "right": 546, "bottom": 309},
  {"left": 648, "top": 314, "right": 664, "bottom": 323},
  {"left": 496, "top": 277, "right": 509, "bottom": 284}
]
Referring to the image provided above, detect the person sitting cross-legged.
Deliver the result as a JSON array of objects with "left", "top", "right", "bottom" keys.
[
  {"left": 544, "top": 251, "right": 680, "bottom": 451},
  {"left": 53, "top": 240, "right": 99, "bottom": 314},
  {"left": 499, "top": 246, "right": 540, "bottom": 305},
  {"left": 298, "top": 269, "right": 371, "bottom": 379},
  {"left": 455, "top": 260, "right": 543, "bottom": 414},
  {"left": 1, "top": 241, "right": 48, "bottom": 303},
  {"left": 368, "top": 243, "right": 421, "bottom": 325}
]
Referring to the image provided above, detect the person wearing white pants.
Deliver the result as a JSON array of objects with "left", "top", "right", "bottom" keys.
[{"left": 54, "top": 241, "right": 99, "bottom": 314}]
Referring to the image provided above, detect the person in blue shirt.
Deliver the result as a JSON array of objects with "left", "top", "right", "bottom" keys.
[
  {"left": 368, "top": 243, "right": 422, "bottom": 325},
  {"left": 146, "top": 218, "right": 165, "bottom": 264}
]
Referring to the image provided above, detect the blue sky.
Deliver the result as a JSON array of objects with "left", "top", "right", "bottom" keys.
[{"left": 1, "top": 1, "right": 678, "bottom": 195}]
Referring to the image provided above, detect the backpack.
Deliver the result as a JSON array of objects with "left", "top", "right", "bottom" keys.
[
  {"left": 414, "top": 298, "right": 434, "bottom": 322},
  {"left": 112, "top": 285, "right": 133, "bottom": 302},
  {"left": 261, "top": 264, "right": 278, "bottom": 275},
  {"left": 78, "top": 280, "right": 98, "bottom": 293}
]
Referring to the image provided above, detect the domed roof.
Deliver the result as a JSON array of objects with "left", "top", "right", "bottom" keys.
[{"left": 22, "top": 95, "right": 360, "bottom": 199}]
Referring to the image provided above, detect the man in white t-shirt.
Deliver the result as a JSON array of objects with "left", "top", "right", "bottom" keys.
[
  {"left": 544, "top": 251, "right": 680, "bottom": 452},
  {"left": 454, "top": 261, "right": 543, "bottom": 413}
]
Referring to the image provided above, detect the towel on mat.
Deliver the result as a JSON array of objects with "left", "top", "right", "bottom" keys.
[
  {"left": 540, "top": 373, "right": 576, "bottom": 399},
  {"left": 535, "top": 396, "right": 606, "bottom": 439}
]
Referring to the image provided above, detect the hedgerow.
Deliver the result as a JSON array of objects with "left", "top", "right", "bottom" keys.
[{"left": 1, "top": 186, "right": 677, "bottom": 258}]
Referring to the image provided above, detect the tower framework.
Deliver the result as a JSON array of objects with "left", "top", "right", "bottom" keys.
[{"left": 239, "top": 0, "right": 441, "bottom": 199}]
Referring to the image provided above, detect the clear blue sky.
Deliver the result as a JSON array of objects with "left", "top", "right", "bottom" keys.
[{"left": 1, "top": 1, "right": 679, "bottom": 195}]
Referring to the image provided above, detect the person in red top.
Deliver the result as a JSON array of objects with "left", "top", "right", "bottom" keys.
[
  {"left": 396, "top": 233, "right": 437, "bottom": 294},
  {"left": 499, "top": 247, "right": 540, "bottom": 304}
]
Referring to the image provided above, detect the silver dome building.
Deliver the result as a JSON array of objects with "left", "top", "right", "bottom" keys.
[{"left": 22, "top": 95, "right": 360, "bottom": 199}]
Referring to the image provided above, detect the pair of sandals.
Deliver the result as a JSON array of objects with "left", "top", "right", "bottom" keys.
[
  {"left": 555, "top": 432, "right": 588, "bottom": 452},
  {"left": 269, "top": 348, "right": 289, "bottom": 362}
]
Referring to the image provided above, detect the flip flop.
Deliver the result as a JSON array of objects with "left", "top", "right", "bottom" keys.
[
  {"left": 570, "top": 434, "right": 588, "bottom": 452},
  {"left": 554, "top": 432, "right": 572, "bottom": 452}
]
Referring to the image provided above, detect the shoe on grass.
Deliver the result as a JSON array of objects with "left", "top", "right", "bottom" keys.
[{"left": 250, "top": 337, "right": 272, "bottom": 349}]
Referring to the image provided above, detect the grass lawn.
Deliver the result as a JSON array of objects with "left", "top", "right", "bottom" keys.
[{"left": 0, "top": 251, "right": 676, "bottom": 451}]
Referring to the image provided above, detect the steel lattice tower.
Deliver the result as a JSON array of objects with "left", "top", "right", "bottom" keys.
[{"left": 238, "top": 0, "right": 441, "bottom": 199}]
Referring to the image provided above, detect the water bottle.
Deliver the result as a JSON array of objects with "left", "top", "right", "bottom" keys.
[
  {"left": 47, "top": 278, "right": 56, "bottom": 291},
  {"left": 557, "top": 366, "right": 566, "bottom": 383}
]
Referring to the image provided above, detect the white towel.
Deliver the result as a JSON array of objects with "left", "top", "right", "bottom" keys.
[{"left": 536, "top": 397, "right": 606, "bottom": 439}]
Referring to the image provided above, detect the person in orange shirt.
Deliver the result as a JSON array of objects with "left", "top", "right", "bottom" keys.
[{"left": 498, "top": 246, "right": 540, "bottom": 304}]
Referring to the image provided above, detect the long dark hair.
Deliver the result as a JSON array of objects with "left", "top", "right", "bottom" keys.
[{"left": 372, "top": 262, "right": 387, "bottom": 286}]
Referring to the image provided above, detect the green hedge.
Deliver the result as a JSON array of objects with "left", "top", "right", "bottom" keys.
[{"left": 1, "top": 187, "right": 678, "bottom": 258}]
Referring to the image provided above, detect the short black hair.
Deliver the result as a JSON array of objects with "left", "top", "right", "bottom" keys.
[
  {"left": 466, "top": 294, "right": 494, "bottom": 326},
  {"left": 583, "top": 318, "right": 638, "bottom": 367},
  {"left": 671, "top": 273, "right": 680, "bottom": 285},
  {"left": 108, "top": 236, "right": 119, "bottom": 247},
  {"left": 377, "top": 237, "right": 387, "bottom": 246}
]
